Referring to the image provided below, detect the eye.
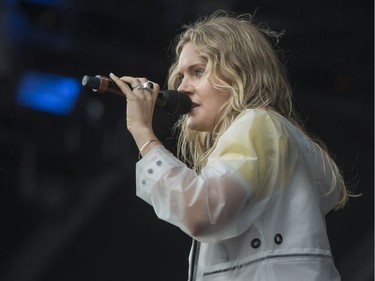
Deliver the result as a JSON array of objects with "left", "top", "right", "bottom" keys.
[{"left": 194, "top": 68, "right": 205, "bottom": 77}]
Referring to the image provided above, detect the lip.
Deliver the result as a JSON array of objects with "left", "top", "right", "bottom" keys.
[{"left": 191, "top": 102, "right": 199, "bottom": 109}]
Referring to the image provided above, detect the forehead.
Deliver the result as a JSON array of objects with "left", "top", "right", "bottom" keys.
[{"left": 177, "top": 43, "right": 205, "bottom": 71}]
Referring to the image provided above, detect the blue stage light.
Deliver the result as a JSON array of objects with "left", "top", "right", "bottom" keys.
[{"left": 16, "top": 70, "right": 81, "bottom": 116}]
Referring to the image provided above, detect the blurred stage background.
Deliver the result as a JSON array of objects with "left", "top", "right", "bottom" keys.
[{"left": 0, "top": 0, "right": 373, "bottom": 280}]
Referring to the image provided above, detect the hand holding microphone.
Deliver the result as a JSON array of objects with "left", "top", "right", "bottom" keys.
[
  {"left": 82, "top": 73, "right": 192, "bottom": 150},
  {"left": 81, "top": 74, "right": 191, "bottom": 116}
]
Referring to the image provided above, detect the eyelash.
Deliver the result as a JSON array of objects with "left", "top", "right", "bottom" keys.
[
  {"left": 194, "top": 68, "right": 205, "bottom": 76},
  {"left": 177, "top": 68, "right": 205, "bottom": 82}
]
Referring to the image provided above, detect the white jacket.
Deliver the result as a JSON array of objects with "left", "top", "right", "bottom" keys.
[{"left": 136, "top": 108, "right": 341, "bottom": 281}]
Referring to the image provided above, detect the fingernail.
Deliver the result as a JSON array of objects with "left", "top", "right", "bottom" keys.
[{"left": 109, "top": 73, "right": 116, "bottom": 78}]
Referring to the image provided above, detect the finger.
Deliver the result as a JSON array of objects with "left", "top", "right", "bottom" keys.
[
  {"left": 116, "top": 76, "right": 142, "bottom": 89},
  {"left": 109, "top": 73, "right": 133, "bottom": 97},
  {"left": 134, "top": 79, "right": 161, "bottom": 101},
  {"left": 118, "top": 76, "right": 149, "bottom": 98}
]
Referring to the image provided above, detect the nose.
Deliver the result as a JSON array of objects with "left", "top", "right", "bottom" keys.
[{"left": 177, "top": 77, "right": 192, "bottom": 95}]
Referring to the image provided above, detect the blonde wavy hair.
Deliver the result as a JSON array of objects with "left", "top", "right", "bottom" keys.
[{"left": 167, "top": 11, "right": 349, "bottom": 208}]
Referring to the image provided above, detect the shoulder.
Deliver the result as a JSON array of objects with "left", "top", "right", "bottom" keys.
[
  {"left": 232, "top": 108, "right": 270, "bottom": 124},
  {"left": 212, "top": 109, "right": 284, "bottom": 159},
  {"left": 223, "top": 108, "right": 287, "bottom": 142},
  {"left": 214, "top": 108, "right": 305, "bottom": 167}
]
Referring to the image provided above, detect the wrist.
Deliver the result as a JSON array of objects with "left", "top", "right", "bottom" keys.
[
  {"left": 138, "top": 139, "right": 160, "bottom": 159},
  {"left": 131, "top": 128, "right": 161, "bottom": 159},
  {"left": 131, "top": 128, "right": 155, "bottom": 145}
]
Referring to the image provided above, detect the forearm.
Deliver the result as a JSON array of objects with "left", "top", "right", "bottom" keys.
[{"left": 136, "top": 145, "right": 256, "bottom": 242}]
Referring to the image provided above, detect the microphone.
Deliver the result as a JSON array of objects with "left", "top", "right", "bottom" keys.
[{"left": 81, "top": 75, "right": 191, "bottom": 116}]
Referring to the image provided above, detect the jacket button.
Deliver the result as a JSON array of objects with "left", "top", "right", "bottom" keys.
[
  {"left": 250, "top": 238, "right": 261, "bottom": 249},
  {"left": 274, "top": 233, "right": 283, "bottom": 244}
]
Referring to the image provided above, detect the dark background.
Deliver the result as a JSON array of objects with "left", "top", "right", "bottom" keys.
[{"left": 0, "top": 0, "right": 373, "bottom": 280}]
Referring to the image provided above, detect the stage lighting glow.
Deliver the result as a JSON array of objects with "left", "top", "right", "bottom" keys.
[{"left": 16, "top": 70, "right": 80, "bottom": 115}]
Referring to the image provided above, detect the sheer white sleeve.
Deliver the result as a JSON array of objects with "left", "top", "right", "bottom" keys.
[{"left": 136, "top": 109, "right": 295, "bottom": 242}]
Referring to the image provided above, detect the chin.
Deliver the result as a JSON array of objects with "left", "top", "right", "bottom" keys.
[
  {"left": 187, "top": 123, "right": 199, "bottom": 131},
  {"left": 187, "top": 116, "right": 213, "bottom": 132},
  {"left": 187, "top": 118, "right": 201, "bottom": 131}
]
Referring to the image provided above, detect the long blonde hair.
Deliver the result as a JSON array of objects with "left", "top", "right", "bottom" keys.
[{"left": 167, "top": 11, "right": 349, "bottom": 208}]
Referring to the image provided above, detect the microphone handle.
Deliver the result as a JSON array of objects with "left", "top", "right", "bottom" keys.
[
  {"left": 81, "top": 75, "right": 191, "bottom": 116},
  {"left": 82, "top": 74, "right": 167, "bottom": 104},
  {"left": 82, "top": 75, "right": 128, "bottom": 96}
]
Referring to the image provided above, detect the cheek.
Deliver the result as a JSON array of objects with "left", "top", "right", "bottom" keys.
[
  {"left": 203, "top": 95, "right": 229, "bottom": 129},
  {"left": 210, "top": 93, "right": 229, "bottom": 113}
]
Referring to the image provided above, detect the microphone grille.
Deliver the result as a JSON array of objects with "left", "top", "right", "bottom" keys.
[{"left": 162, "top": 90, "right": 192, "bottom": 116}]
